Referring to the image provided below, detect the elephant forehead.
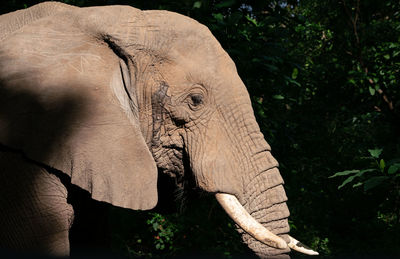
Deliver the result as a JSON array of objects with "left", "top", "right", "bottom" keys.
[
  {"left": 136, "top": 10, "right": 227, "bottom": 63},
  {"left": 137, "top": 13, "right": 242, "bottom": 93},
  {"left": 142, "top": 10, "right": 212, "bottom": 42},
  {"left": 158, "top": 55, "right": 248, "bottom": 100}
]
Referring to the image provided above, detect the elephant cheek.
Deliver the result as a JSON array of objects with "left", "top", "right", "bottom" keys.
[
  {"left": 195, "top": 161, "right": 241, "bottom": 196},
  {"left": 189, "top": 131, "right": 242, "bottom": 196}
]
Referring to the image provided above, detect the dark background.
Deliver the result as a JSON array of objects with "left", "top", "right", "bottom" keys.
[{"left": 1, "top": 0, "right": 400, "bottom": 258}]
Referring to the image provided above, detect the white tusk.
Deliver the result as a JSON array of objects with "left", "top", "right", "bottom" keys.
[
  {"left": 288, "top": 235, "right": 319, "bottom": 255},
  {"left": 215, "top": 193, "right": 287, "bottom": 249}
]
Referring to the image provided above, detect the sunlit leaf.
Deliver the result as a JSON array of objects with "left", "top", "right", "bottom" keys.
[
  {"left": 369, "top": 86, "right": 375, "bottom": 96},
  {"left": 359, "top": 169, "right": 376, "bottom": 174},
  {"left": 273, "top": 95, "right": 285, "bottom": 100},
  {"left": 153, "top": 222, "right": 159, "bottom": 231},
  {"left": 338, "top": 174, "right": 358, "bottom": 189},
  {"left": 193, "top": 1, "right": 202, "bottom": 9},
  {"left": 348, "top": 79, "right": 356, "bottom": 85},
  {"left": 329, "top": 170, "right": 359, "bottom": 178},
  {"left": 368, "top": 148, "right": 382, "bottom": 158},
  {"left": 245, "top": 15, "right": 258, "bottom": 26},
  {"left": 333, "top": 169, "right": 376, "bottom": 189},
  {"left": 292, "top": 68, "right": 299, "bottom": 79},
  {"left": 379, "top": 159, "right": 386, "bottom": 171}
]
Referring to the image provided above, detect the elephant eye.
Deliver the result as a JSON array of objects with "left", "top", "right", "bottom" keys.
[
  {"left": 190, "top": 94, "right": 203, "bottom": 106},
  {"left": 184, "top": 88, "right": 205, "bottom": 112}
]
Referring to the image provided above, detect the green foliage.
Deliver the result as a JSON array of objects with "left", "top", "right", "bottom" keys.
[
  {"left": 107, "top": 197, "right": 246, "bottom": 258},
  {"left": 146, "top": 213, "right": 178, "bottom": 251},
  {"left": 310, "top": 236, "right": 330, "bottom": 256},
  {"left": 330, "top": 148, "right": 400, "bottom": 192}
]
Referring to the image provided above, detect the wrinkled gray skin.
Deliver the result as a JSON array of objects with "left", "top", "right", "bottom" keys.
[{"left": 0, "top": 2, "right": 290, "bottom": 258}]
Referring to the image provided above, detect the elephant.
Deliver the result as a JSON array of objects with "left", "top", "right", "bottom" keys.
[{"left": 0, "top": 2, "right": 318, "bottom": 258}]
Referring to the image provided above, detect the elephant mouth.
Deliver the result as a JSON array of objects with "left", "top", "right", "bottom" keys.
[{"left": 215, "top": 193, "right": 319, "bottom": 256}]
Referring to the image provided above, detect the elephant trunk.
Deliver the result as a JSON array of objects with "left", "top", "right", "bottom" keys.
[
  {"left": 237, "top": 149, "right": 291, "bottom": 258},
  {"left": 243, "top": 150, "right": 290, "bottom": 258},
  {"left": 215, "top": 193, "right": 287, "bottom": 249},
  {"left": 216, "top": 145, "right": 318, "bottom": 258}
]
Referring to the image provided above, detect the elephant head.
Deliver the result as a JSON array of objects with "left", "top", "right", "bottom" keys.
[{"left": 0, "top": 2, "right": 317, "bottom": 258}]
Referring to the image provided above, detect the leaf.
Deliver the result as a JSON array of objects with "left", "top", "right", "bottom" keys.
[
  {"left": 273, "top": 95, "right": 285, "bottom": 100},
  {"left": 369, "top": 86, "right": 375, "bottom": 96},
  {"left": 388, "top": 164, "right": 400, "bottom": 175},
  {"left": 329, "top": 170, "right": 359, "bottom": 178},
  {"left": 212, "top": 13, "right": 224, "bottom": 22},
  {"left": 352, "top": 182, "right": 363, "bottom": 188},
  {"left": 245, "top": 15, "right": 258, "bottom": 26},
  {"left": 384, "top": 54, "right": 390, "bottom": 60},
  {"left": 284, "top": 76, "right": 301, "bottom": 87},
  {"left": 363, "top": 176, "right": 389, "bottom": 191},
  {"left": 379, "top": 159, "right": 385, "bottom": 171},
  {"left": 292, "top": 68, "right": 299, "bottom": 79},
  {"left": 359, "top": 169, "right": 376, "bottom": 174},
  {"left": 153, "top": 222, "right": 159, "bottom": 231},
  {"left": 368, "top": 148, "right": 382, "bottom": 158},
  {"left": 193, "top": 1, "right": 202, "bottom": 8},
  {"left": 338, "top": 174, "right": 358, "bottom": 189},
  {"left": 348, "top": 79, "right": 356, "bottom": 85},
  {"left": 333, "top": 169, "right": 375, "bottom": 189}
]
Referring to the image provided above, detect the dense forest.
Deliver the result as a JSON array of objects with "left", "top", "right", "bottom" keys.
[{"left": 2, "top": 0, "right": 400, "bottom": 258}]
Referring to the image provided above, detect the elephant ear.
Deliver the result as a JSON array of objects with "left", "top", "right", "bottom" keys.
[{"left": 0, "top": 19, "right": 158, "bottom": 210}]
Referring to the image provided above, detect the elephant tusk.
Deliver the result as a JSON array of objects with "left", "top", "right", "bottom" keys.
[
  {"left": 288, "top": 235, "right": 319, "bottom": 255},
  {"left": 215, "top": 193, "right": 287, "bottom": 249}
]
